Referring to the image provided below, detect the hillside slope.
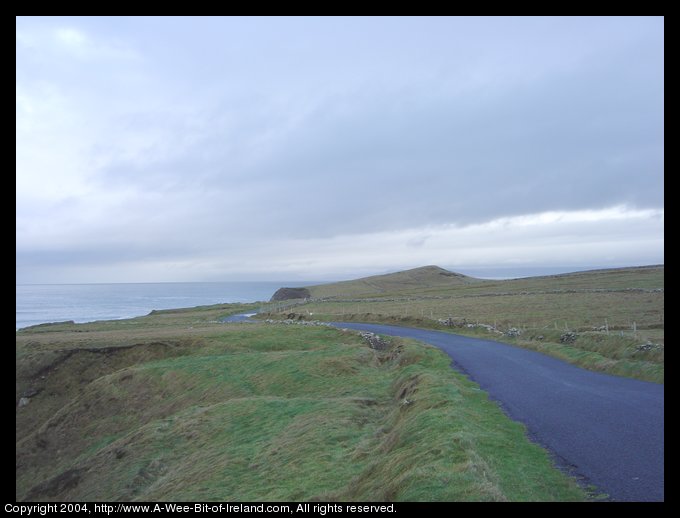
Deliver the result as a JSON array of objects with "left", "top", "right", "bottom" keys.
[
  {"left": 301, "top": 265, "right": 664, "bottom": 300},
  {"left": 303, "top": 265, "right": 480, "bottom": 299},
  {"left": 16, "top": 307, "right": 585, "bottom": 501}
]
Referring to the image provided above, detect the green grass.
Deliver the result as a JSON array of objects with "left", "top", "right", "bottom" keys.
[
  {"left": 16, "top": 312, "right": 586, "bottom": 501},
  {"left": 280, "top": 291, "right": 663, "bottom": 332},
  {"left": 305, "top": 265, "right": 480, "bottom": 299}
]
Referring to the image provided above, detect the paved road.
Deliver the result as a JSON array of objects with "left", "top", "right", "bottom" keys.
[
  {"left": 221, "top": 313, "right": 258, "bottom": 323},
  {"left": 334, "top": 322, "right": 664, "bottom": 502}
]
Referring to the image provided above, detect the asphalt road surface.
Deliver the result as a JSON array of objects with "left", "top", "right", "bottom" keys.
[
  {"left": 221, "top": 313, "right": 258, "bottom": 323},
  {"left": 334, "top": 322, "right": 664, "bottom": 502}
]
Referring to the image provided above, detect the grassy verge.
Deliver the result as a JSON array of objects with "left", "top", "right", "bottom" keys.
[
  {"left": 509, "top": 330, "right": 663, "bottom": 383},
  {"left": 16, "top": 310, "right": 586, "bottom": 501}
]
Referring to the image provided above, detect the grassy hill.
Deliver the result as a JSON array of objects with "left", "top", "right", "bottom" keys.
[
  {"left": 305, "top": 265, "right": 481, "bottom": 299},
  {"left": 265, "top": 265, "right": 664, "bottom": 382},
  {"left": 300, "top": 264, "right": 664, "bottom": 300},
  {"left": 16, "top": 305, "right": 586, "bottom": 502}
]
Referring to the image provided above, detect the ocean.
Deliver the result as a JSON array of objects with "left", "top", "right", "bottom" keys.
[{"left": 15, "top": 282, "right": 311, "bottom": 330}]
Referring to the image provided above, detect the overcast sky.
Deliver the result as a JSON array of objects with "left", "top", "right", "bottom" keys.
[{"left": 16, "top": 16, "right": 663, "bottom": 283}]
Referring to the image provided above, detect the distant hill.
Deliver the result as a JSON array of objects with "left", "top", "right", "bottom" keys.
[
  {"left": 271, "top": 264, "right": 664, "bottom": 301},
  {"left": 295, "top": 265, "right": 480, "bottom": 300}
]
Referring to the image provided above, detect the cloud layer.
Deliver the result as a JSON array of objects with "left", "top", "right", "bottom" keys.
[{"left": 16, "top": 17, "right": 664, "bottom": 282}]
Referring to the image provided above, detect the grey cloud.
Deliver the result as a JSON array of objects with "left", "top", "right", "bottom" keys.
[
  {"left": 16, "top": 17, "right": 664, "bottom": 282},
  {"left": 118, "top": 59, "right": 660, "bottom": 240}
]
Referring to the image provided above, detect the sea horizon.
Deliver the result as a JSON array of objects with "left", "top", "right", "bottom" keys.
[{"left": 15, "top": 281, "right": 314, "bottom": 330}]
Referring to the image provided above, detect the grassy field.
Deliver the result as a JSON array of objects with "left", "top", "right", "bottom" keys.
[
  {"left": 16, "top": 306, "right": 586, "bottom": 501},
  {"left": 302, "top": 265, "right": 664, "bottom": 299},
  {"left": 262, "top": 265, "right": 664, "bottom": 383}
]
